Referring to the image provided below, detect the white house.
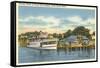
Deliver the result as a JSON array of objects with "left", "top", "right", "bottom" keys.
[{"left": 39, "top": 31, "right": 48, "bottom": 39}]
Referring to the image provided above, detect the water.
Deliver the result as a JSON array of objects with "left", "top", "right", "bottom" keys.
[{"left": 18, "top": 47, "right": 95, "bottom": 63}]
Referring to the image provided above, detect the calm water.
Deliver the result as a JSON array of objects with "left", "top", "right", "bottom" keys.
[{"left": 18, "top": 47, "right": 95, "bottom": 63}]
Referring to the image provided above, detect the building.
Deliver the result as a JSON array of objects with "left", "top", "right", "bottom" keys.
[
  {"left": 39, "top": 31, "right": 48, "bottom": 39},
  {"left": 28, "top": 31, "right": 48, "bottom": 42},
  {"left": 63, "top": 35, "right": 89, "bottom": 46}
]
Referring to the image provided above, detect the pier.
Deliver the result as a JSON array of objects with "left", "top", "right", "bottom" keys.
[{"left": 57, "top": 44, "right": 95, "bottom": 49}]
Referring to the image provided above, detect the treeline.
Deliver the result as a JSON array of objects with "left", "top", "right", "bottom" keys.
[
  {"left": 18, "top": 31, "right": 40, "bottom": 40},
  {"left": 64, "top": 26, "right": 94, "bottom": 40},
  {"left": 18, "top": 26, "right": 95, "bottom": 40}
]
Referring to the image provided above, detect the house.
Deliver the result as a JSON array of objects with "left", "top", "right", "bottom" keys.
[
  {"left": 28, "top": 31, "right": 48, "bottom": 42},
  {"left": 39, "top": 31, "right": 48, "bottom": 39},
  {"left": 63, "top": 35, "right": 89, "bottom": 46},
  {"left": 82, "top": 36, "right": 89, "bottom": 45}
]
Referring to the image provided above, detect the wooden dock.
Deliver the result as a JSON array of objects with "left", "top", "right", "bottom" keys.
[{"left": 57, "top": 44, "right": 95, "bottom": 49}]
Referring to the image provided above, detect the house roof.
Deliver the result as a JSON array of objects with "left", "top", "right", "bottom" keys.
[
  {"left": 63, "top": 35, "right": 88, "bottom": 42},
  {"left": 66, "top": 35, "right": 77, "bottom": 42}
]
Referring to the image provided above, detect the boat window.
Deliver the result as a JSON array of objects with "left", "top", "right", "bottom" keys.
[{"left": 41, "top": 41, "right": 56, "bottom": 45}]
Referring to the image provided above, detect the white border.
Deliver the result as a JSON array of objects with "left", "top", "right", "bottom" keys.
[
  {"left": 18, "top": 3, "right": 96, "bottom": 10},
  {"left": 16, "top": 2, "right": 97, "bottom": 65}
]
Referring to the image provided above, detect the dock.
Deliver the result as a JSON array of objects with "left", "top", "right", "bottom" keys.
[{"left": 57, "top": 44, "right": 95, "bottom": 49}]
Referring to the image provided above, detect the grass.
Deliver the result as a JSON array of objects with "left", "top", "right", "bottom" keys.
[{"left": 18, "top": 39, "right": 29, "bottom": 47}]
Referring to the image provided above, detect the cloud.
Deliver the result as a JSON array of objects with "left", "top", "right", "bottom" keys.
[
  {"left": 67, "top": 16, "right": 83, "bottom": 23},
  {"left": 85, "top": 18, "right": 96, "bottom": 25},
  {"left": 65, "top": 16, "right": 96, "bottom": 31},
  {"left": 18, "top": 16, "right": 62, "bottom": 34},
  {"left": 35, "top": 16, "right": 60, "bottom": 24},
  {"left": 18, "top": 15, "right": 96, "bottom": 34},
  {"left": 19, "top": 16, "right": 34, "bottom": 22},
  {"left": 66, "top": 15, "right": 95, "bottom": 25},
  {"left": 19, "top": 16, "right": 62, "bottom": 28}
]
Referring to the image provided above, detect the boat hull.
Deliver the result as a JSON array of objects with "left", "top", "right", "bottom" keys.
[{"left": 27, "top": 44, "right": 57, "bottom": 50}]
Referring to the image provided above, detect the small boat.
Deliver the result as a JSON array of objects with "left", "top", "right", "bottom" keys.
[{"left": 27, "top": 39, "right": 58, "bottom": 50}]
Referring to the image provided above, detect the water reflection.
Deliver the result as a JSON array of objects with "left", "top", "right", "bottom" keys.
[{"left": 18, "top": 47, "right": 95, "bottom": 63}]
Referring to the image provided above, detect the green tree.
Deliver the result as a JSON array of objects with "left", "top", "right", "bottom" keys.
[
  {"left": 64, "top": 29, "right": 72, "bottom": 38},
  {"left": 92, "top": 31, "right": 95, "bottom": 36},
  {"left": 52, "top": 33, "right": 58, "bottom": 38},
  {"left": 72, "top": 26, "right": 92, "bottom": 40},
  {"left": 34, "top": 31, "right": 40, "bottom": 39},
  {"left": 58, "top": 34, "right": 63, "bottom": 40},
  {"left": 18, "top": 34, "right": 28, "bottom": 47}
]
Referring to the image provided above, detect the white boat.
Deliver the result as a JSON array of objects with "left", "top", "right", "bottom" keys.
[{"left": 27, "top": 39, "right": 58, "bottom": 50}]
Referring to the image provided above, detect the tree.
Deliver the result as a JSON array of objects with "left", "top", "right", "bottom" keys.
[
  {"left": 64, "top": 29, "right": 72, "bottom": 38},
  {"left": 58, "top": 34, "right": 63, "bottom": 40},
  {"left": 18, "top": 34, "right": 28, "bottom": 47},
  {"left": 72, "top": 26, "right": 92, "bottom": 40},
  {"left": 92, "top": 31, "right": 95, "bottom": 36},
  {"left": 34, "top": 31, "right": 40, "bottom": 39},
  {"left": 52, "top": 33, "right": 58, "bottom": 38},
  {"left": 72, "top": 26, "right": 85, "bottom": 35}
]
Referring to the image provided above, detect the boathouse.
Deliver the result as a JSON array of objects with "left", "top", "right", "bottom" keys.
[{"left": 63, "top": 35, "right": 89, "bottom": 46}]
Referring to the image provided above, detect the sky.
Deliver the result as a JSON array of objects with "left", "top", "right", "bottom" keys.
[{"left": 18, "top": 6, "right": 96, "bottom": 34}]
